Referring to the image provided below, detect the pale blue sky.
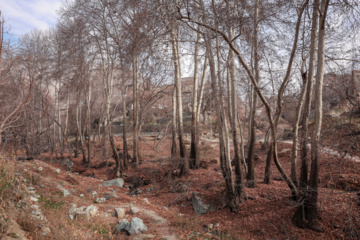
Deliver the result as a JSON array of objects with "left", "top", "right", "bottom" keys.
[{"left": 0, "top": 0, "right": 63, "bottom": 40}]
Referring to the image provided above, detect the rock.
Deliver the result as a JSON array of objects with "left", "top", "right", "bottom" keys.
[
  {"left": 80, "top": 194, "right": 84, "bottom": 198},
  {"left": 130, "top": 206, "right": 140, "bottom": 214},
  {"left": 146, "top": 187, "right": 153, "bottom": 192},
  {"left": 86, "top": 205, "right": 99, "bottom": 217},
  {"left": 31, "top": 204, "right": 39, "bottom": 210},
  {"left": 214, "top": 223, "right": 220, "bottom": 228},
  {"left": 67, "top": 161, "right": 74, "bottom": 172},
  {"left": 115, "top": 219, "right": 129, "bottom": 232},
  {"left": 87, "top": 188, "right": 92, "bottom": 193},
  {"left": 32, "top": 211, "right": 42, "bottom": 216},
  {"left": 55, "top": 169, "right": 61, "bottom": 174},
  {"left": 105, "top": 195, "right": 111, "bottom": 200},
  {"left": 143, "top": 209, "right": 167, "bottom": 225},
  {"left": 69, "top": 205, "right": 87, "bottom": 220},
  {"left": 61, "top": 158, "right": 69, "bottom": 166},
  {"left": 30, "top": 196, "right": 39, "bottom": 202},
  {"left": 192, "top": 192, "right": 210, "bottom": 215},
  {"left": 91, "top": 191, "right": 97, "bottom": 198},
  {"left": 115, "top": 208, "right": 126, "bottom": 218},
  {"left": 28, "top": 187, "right": 36, "bottom": 191},
  {"left": 208, "top": 224, "right": 214, "bottom": 230},
  {"left": 142, "top": 198, "right": 150, "bottom": 204},
  {"left": 42, "top": 226, "right": 51, "bottom": 234},
  {"left": 95, "top": 198, "right": 106, "bottom": 203},
  {"left": 63, "top": 189, "right": 70, "bottom": 196},
  {"left": 38, "top": 167, "right": 43, "bottom": 171},
  {"left": 75, "top": 211, "right": 90, "bottom": 221},
  {"left": 126, "top": 217, "right": 148, "bottom": 235},
  {"left": 103, "top": 178, "right": 124, "bottom": 188}
]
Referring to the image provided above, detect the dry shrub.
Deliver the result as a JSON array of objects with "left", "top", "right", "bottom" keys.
[{"left": 17, "top": 212, "right": 37, "bottom": 233}]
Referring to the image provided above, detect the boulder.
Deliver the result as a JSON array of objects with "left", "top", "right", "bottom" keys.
[
  {"left": 63, "top": 189, "right": 70, "bottom": 196},
  {"left": 75, "top": 211, "right": 90, "bottom": 221},
  {"left": 130, "top": 206, "right": 140, "bottom": 214},
  {"left": 126, "top": 217, "right": 148, "bottom": 235},
  {"left": 86, "top": 205, "right": 99, "bottom": 217},
  {"left": 192, "top": 192, "right": 209, "bottom": 215},
  {"left": 115, "top": 208, "right": 126, "bottom": 218},
  {"left": 55, "top": 169, "right": 61, "bottom": 174},
  {"left": 115, "top": 219, "right": 129, "bottom": 232},
  {"left": 95, "top": 198, "right": 106, "bottom": 203},
  {"left": 103, "top": 178, "right": 124, "bottom": 188}
]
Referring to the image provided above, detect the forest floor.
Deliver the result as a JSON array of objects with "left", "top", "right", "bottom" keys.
[{"left": 1, "top": 112, "right": 360, "bottom": 239}]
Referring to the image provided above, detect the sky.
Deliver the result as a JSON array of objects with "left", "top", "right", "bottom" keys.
[{"left": 0, "top": 0, "right": 63, "bottom": 40}]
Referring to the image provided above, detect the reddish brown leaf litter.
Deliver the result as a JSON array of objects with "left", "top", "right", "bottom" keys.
[{"left": 12, "top": 134, "right": 360, "bottom": 239}]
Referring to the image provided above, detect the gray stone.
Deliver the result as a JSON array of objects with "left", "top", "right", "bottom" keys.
[
  {"left": 103, "top": 178, "right": 124, "bottom": 188},
  {"left": 126, "top": 217, "right": 148, "bottom": 235},
  {"left": 32, "top": 211, "right": 41, "bottom": 216},
  {"left": 130, "top": 206, "right": 140, "bottom": 214},
  {"left": 115, "top": 219, "right": 129, "bottom": 232},
  {"left": 38, "top": 167, "right": 43, "bottom": 171},
  {"left": 69, "top": 205, "right": 87, "bottom": 220},
  {"left": 105, "top": 195, "right": 111, "bottom": 200},
  {"left": 115, "top": 208, "right": 126, "bottom": 218},
  {"left": 75, "top": 211, "right": 90, "bottom": 221},
  {"left": 192, "top": 192, "right": 209, "bottom": 215},
  {"left": 30, "top": 196, "right": 38, "bottom": 202},
  {"left": 41, "top": 227, "right": 51, "bottom": 234},
  {"left": 80, "top": 194, "right": 84, "bottom": 198},
  {"left": 55, "top": 169, "right": 61, "bottom": 174},
  {"left": 28, "top": 187, "right": 36, "bottom": 191},
  {"left": 66, "top": 161, "right": 74, "bottom": 172},
  {"left": 86, "top": 205, "right": 99, "bottom": 217},
  {"left": 95, "top": 197, "right": 106, "bottom": 203},
  {"left": 63, "top": 189, "right": 70, "bottom": 196},
  {"left": 86, "top": 188, "right": 92, "bottom": 193},
  {"left": 61, "top": 158, "right": 69, "bottom": 166},
  {"left": 91, "top": 191, "right": 97, "bottom": 198}
]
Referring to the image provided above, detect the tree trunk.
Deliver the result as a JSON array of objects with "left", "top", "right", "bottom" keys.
[
  {"left": 132, "top": 55, "right": 140, "bottom": 166},
  {"left": 247, "top": 0, "right": 260, "bottom": 188},
  {"left": 190, "top": 30, "right": 201, "bottom": 169},
  {"left": 293, "top": 0, "right": 330, "bottom": 231},
  {"left": 122, "top": 85, "right": 129, "bottom": 170},
  {"left": 171, "top": 86, "right": 177, "bottom": 159},
  {"left": 171, "top": 28, "right": 189, "bottom": 175},
  {"left": 290, "top": 57, "right": 308, "bottom": 187},
  {"left": 299, "top": 0, "right": 318, "bottom": 189}
]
